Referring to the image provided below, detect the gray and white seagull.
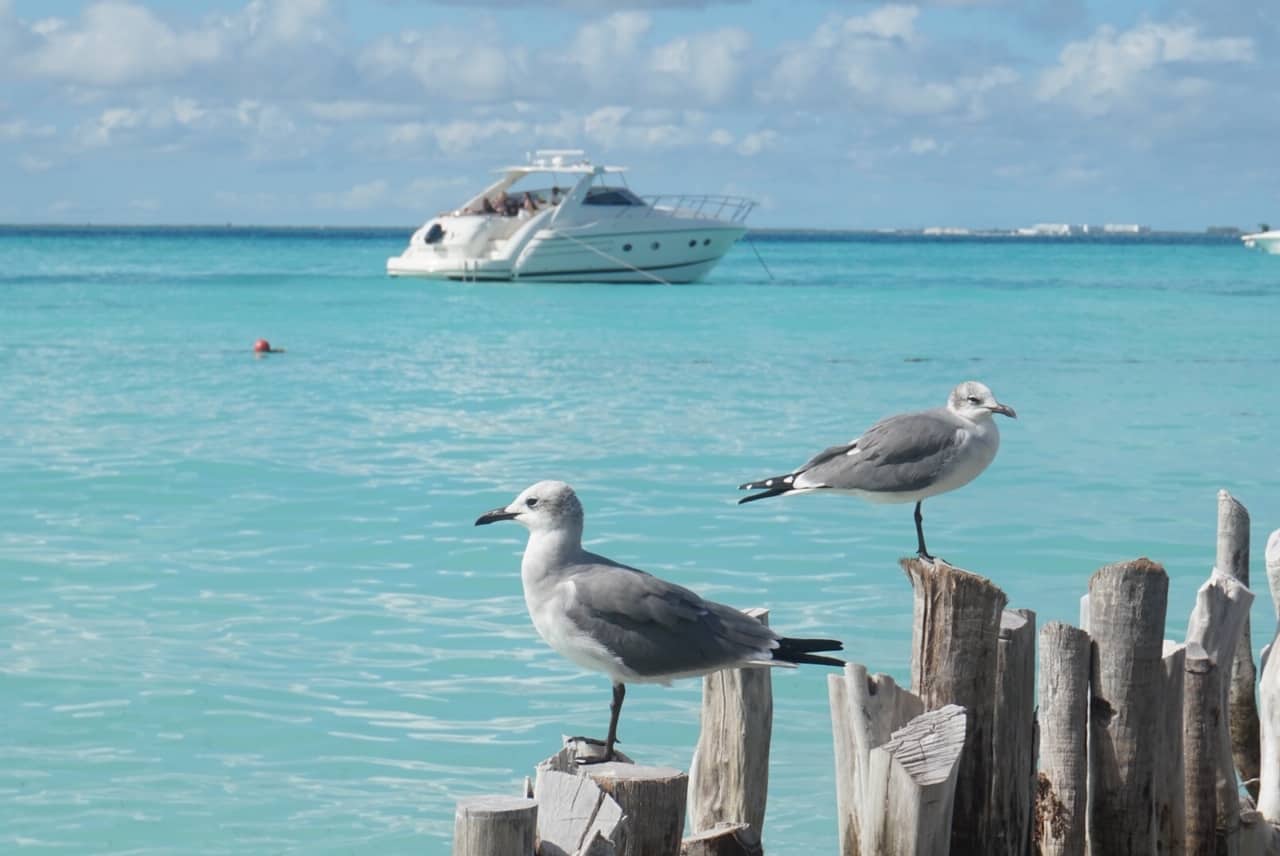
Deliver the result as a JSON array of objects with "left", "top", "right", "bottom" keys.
[
  {"left": 475, "top": 480, "right": 843, "bottom": 763},
  {"left": 738, "top": 381, "right": 1017, "bottom": 560}
]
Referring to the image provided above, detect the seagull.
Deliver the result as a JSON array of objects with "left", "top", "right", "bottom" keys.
[
  {"left": 475, "top": 480, "right": 844, "bottom": 763},
  {"left": 738, "top": 381, "right": 1016, "bottom": 560}
]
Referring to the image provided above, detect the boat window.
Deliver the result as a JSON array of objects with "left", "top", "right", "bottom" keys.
[
  {"left": 583, "top": 187, "right": 647, "bottom": 206},
  {"left": 623, "top": 243, "right": 632, "bottom": 252}
]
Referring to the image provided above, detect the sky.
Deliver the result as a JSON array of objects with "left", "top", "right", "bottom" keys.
[{"left": 1, "top": 0, "right": 1276, "bottom": 230}]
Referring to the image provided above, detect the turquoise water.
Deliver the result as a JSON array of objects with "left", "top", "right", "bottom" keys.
[{"left": 3, "top": 227, "right": 1279, "bottom": 853}]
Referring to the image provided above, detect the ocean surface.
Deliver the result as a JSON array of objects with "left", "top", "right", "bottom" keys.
[{"left": 3, "top": 226, "right": 1279, "bottom": 853}]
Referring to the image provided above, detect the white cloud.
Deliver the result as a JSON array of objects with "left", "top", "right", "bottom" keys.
[
  {"left": 26, "top": 2, "right": 225, "bottom": 86},
  {"left": 737, "top": 129, "right": 778, "bottom": 156},
  {"left": 19, "top": 154, "right": 54, "bottom": 172},
  {"left": 0, "top": 118, "right": 55, "bottom": 140},
  {"left": 759, "top": 6, "right": 1015, "bottom": 117},
  {"left": 570, "top": 12, "right": 651, "bottom": 80},
  {"left": 312, "top": 179, "right": 389, "bottom": 211},
  {"left": 909, "top": 136, "right": 940, "bottom": 154},
  {"left": 1037, "top": 21, "right": 1254, "bottom": 114},
  {"left": 709, "top": 128, "right": 734, "bottom": 146},
  {"left": 649, "top": 27, "right": 750, "bottom": 103},
  {"left": 359, "top": 27, "right": 525, "bottom": 101}
]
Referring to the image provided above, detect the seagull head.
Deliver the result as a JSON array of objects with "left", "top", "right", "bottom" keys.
[
  {"left": 475, "top": 480, "right": 585, "bottom": 534},
  {"left": 947, "top": 381, "right": 1016, "bottom": 421}
]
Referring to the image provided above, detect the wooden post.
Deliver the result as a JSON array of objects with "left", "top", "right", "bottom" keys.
[
  {"left": 681, "top": 822, "right": 762, "bottom": 856},
  {"left": 689, "top": 608, "right": 771, "bottom": 837},
  {"left": 859, "top": 704, "right": 968, "bottom": 855},
  {"left": 901, "top": 557, "right": 1007, "bottom": 854},
  {"left": 1086, "top": 557, "right": 1169, "bottom": 854},
  {"left": 1157, "top": 641, "right": 1187, "bottom": 856},
  {"left": 534, "top": 768, "right": 623, "bottom": 855},
  {"left": 1184, "top": 643, "right": 1219, "bottom": 856},
  {"left": 1218, "top": 490, "right": 1261, "bottom": 800},
  {"left": 1185, "top": 567, "right": 1255, "bottom": 853},
  {"left": 829, "top": 663, "right": 924, "bottom": 855},
  {"left": 1036, "top": 621, "right": 1090, "bottom": 856},
  {"left": 989, "top": 608, "right": 1036, "bottom": 856},
  {"left": 586, "top": 763, "right": 688, "bottom": 856},
  {"left": 1257, "top": 530, "right": 1280, "bottom": 823},
  {"left": 453, "top": 795, "right": 537, "bottom": 856}
]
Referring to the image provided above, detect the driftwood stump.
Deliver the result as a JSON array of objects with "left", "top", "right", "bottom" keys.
[
  {"left": 1157, "top": 640, "right": 1188, "bottom": 855},
  {"left": 1086, "top": 558, "right": 1169, "bottom": 854},
  {"left": 990, "top": 608, "right": 1036, "bottom": 856},
  {"left": 1185, "top": 643, "right": 1220, "bottom": 856},
  {"left": 901, "top": 557, "right": 1007, "bottom": 854},
  {"left": 680, "top": 822, "right": 763, "bottom": 856},
  {"left": 1256, "top": 530, "right": 1280, "bottom": 824},
  {"left": 1218, "top": 490, "right": 1261, "bottom": 801},
  {"left": 688, "top": 608, "right": 771, "bottom": 837},
  {"left": 453, "top": 795, "right": 537, "bottom": 856},
  {"left": 1036, "top": 621, "right": 1090, "bottom": 856}
]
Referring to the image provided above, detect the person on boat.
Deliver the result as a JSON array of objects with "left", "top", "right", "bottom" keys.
[
  {"left": 481, "top": 197, "right": 497, "bottom": 215},
  {"left": 493, "top": 191, "right": 511, "bottom": 216},
  {"left": 550, "top": 186, "right": 563, "bottom": 205},
  {"left": 521, "top": 192, "right": 538, "bottom": 214}
]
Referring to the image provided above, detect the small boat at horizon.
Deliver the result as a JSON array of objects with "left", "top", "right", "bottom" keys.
[
  {"left": 386, "top": 150, "right": 754, "bottom": 283},
  {"left": 1241, "top": 228, "right": 1280, "bottom": 254}
]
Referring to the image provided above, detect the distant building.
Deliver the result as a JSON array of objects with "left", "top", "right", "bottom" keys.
[
  {"left": 1102, "top": 224, "right": 1150, "bottom": 234},
  {"left": 923, "top": 226, "right": 972, "bottom": 236}
]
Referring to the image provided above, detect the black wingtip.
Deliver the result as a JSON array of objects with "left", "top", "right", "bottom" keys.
[
  {"left": 773, "top": 636, "right": 845, "bottom": 668},
  {"left": 737, "top": 487, "right": 790, "bottom": 505}
]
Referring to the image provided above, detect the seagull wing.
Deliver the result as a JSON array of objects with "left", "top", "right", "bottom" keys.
[
  {"left": 561, "top": 554, "right": 776, "bottom": 680},
  {"left": 796, "top": 408, "right": 967, "bottom": 494}
]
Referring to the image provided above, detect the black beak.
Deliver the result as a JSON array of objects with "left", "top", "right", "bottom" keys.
[
  {"left": 991, "top": 402, "right": 1017, "bottom": 419},
  {"left": 475, "top": 507, "right": 518, "bottom": 526}
]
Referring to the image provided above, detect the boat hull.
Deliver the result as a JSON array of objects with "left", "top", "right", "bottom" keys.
[
  {"left": 1242, "top": 231, "right": 1280, "bottom": 254},
  {"left": 387, "top": 224, "right": 747, "bottom": 283}
]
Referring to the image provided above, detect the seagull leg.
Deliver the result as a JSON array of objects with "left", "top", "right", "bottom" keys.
[
  {"left": 914, "top": 501, "right": 935, "bottom": 561},
  {"left": 603, "top": 682, "right": 625, "bottom": 761},
  {"left": 570, "top": 682, "right": 626, "bottom": 765}
]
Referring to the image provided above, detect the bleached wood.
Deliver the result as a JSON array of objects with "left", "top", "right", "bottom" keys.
[
  {"left": 902, "top": 557, "right": 1007, "bottom": 853},
  {"left": 1219, "top": 490, "right": 1262, "bottom": 799},
  {"left": 1079, "top": 594, "right": 1090, "bottom": 633},
  {"left": 1086, "top": 557, "right": 1169, "bottom": 854},
  {"left": 829, "top": 663, "right": 924, "bottom": 855},
  {"left": 1257, "top": 530, "right": 1280, "bottom": 823},
  {"left": 989, "top": 608, "right": 1036, "bottom": 855},
  {"left": 1157, "top": 640, "right": 1188, "bottom": 856},
  {"left": 452, "top": 795, "right": 537, "bottom": 856},
  {"left": 1186, "top": 567, "right": 1256, "bottom": 852},
  {"left": 680, "top": 822, "right": 762, "bottom": 856},
  {"left": 1185, "top": 643, "right": 1220, "bottom": 856},
  {"left": 1036, "top": 621, "right": 1090, "bottom": 856},
  {"left": 688, "top": 608, "right": 771, "bottom": 837},
  {"left": 585, "top": 762, "right": 688, "bottom": 856},
  {"left": 859, "top": 704, "right": 968, "bottom": 856},
  {"left": 533, "top": 768, "right": 623, "bottom": 856}
]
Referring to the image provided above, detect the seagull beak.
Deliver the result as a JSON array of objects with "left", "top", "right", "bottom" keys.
[
  {"left": 475, "top": 507, "right": 519, "bottom": 526},
  {"left": 990, "top": 402, "right": 1017, "bottom": 419}
]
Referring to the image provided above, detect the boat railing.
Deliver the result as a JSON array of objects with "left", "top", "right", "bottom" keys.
[{"left": 637, "top": 194, "right": 756, "bottom": 223}]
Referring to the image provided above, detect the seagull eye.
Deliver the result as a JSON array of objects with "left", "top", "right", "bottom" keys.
[
  {"left": 525, "top": 497, "right": 539, "bottom": 508},
  {"left": 967, "top": 395, "right": 981, "bottom": 405}
]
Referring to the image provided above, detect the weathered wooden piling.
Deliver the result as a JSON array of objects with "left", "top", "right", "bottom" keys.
[
  {"left": 453, "top": 795, "right": 537, "bottom": 856},
  {"left": 1086, "top": 558, "right": 1169, "bottom": 854},
  {"left": 989, "top": 608, "right": 1036, "bottom": 856},
  {"left": 1219, "top": 490, "right": 1262, "bottom": 800},
  {"left": 688, "top": 608, "right": 772, "bottom": 838},
  {"left": 1256, "top": 530, "right": 1280, "bottom": 824},
  {"left": 1184, "top": 642, "right": 1219, "bottom": 856},
  {"left": 1157, "top": 640, "right": 1188, "bottom": 855},
  {"left": 680, "top": 822, "right": 762, "bottom": 856},
  {"left": 901, "top": 557, "right": 1007, "bottom": 853},
  {"left": 1035, "top": 621, "right": 1090, "bottom": 856},
  {"left": 1185, "top": 567, "right": 1254, "bottom": 851}
]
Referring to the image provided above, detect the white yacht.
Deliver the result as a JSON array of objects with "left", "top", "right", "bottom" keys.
[
  {"left": 386, "top": 150, "right": 754, "bottom": 283},
  {"left": 1241, "top": 229, "right": 1280, "bottom": 254}
]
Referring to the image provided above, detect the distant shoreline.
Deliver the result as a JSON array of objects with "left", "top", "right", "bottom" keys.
[{"left": 0, "top": 223, "right": 1246, "bottom": 242}]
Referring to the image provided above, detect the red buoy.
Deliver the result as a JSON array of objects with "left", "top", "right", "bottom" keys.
[{"left": 253, "top": 338, "right": 272, "bottom": 353}]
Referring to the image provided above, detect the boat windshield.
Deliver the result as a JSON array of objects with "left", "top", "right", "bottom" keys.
[{"left": 583, "top": 187, "right": 646, "bottom": 207}]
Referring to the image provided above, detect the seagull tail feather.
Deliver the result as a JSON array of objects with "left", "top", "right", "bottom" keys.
[{"left": 773, "top": 636, "right": 844, "bottom": 668}]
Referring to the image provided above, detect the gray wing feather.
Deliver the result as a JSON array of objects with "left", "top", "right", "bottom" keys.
[
  {"left": 563, "top": 553, "right": 776, "bottom": 679},
  {"left": 799, "top": 408, "right": 965, "bottom": 493}
]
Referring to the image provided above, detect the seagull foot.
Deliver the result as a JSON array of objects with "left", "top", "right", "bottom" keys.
[{"left": 565, "top": 735, "right": 618, "bottom": 765}]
